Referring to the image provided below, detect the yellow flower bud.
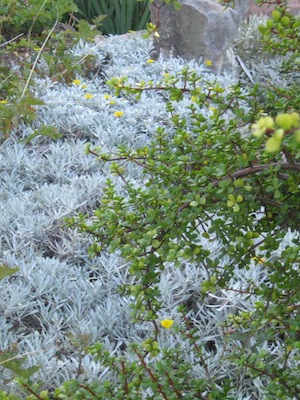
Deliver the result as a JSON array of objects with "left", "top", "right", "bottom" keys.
[{"left": 275, "top": 113, "right": 293, "bottom": 130}]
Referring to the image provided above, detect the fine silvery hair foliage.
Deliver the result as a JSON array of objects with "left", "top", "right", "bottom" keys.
[
  {"left": 234, "top": 14, "right": 268, "bottom": 62},
  {"left": 0, "top": 18, "right": 299, "bottom": 397}
]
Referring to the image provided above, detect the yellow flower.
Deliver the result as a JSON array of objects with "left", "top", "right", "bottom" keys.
[
  {"left": 114, "top": 111, "right": 124, "bottom": 117},
  {"left": 81, "top": 84, "right": 87, "bottom": 89},
  {"left": 146, "top": 59, "right": 155, "bottom": 64},
  {"left": 103, "top": 94, "right": 112, "bottom": 99},
  {"left": 109, "top": 100, "right": 116, "bottom": 105},
  {"left": 0, "top": 99, "right": 7, "bottom": 104},
  {"left": 205, "top": 59, "right": 213, "bottom": 67},
  {"left": 73, "top": 79, "right": 81, "bottom": 85},
  {"left": 160, "top": 319, "right": 174, "bottom": 329},
  {"left": 84, "top": 93, "right": 94, "bottom": 99}
]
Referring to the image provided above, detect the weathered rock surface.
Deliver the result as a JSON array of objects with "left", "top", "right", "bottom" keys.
[{"left": 150, "top": 0, "right": 249, "bottom": 72}]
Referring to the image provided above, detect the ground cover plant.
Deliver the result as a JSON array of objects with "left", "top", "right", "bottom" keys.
[{"left": 0, "top": 0, "right": 299, "bottom": 398}]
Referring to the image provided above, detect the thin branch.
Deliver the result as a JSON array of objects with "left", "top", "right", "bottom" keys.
[
  {"left": 228, "top": 162, "right": 300, "bottom": 180},
  {"left": 21, "top": 383, "right": 43, "bottom": 400},
  {"left": 0, "top": 33, "right": 24, "bottom": 48},
  {"left": 222, "top": 287, "right": 256, "bottom": 295},
  {"left": 255, "top": 197, "right": 282, "bottom": 208},
  {"left": 87, "top": 147, "right": 147, "bottom": 167},
  {"left": 134, "top": 350, "right": 169, "bottom": 400},
  {"left": 26, "top": 0, "right": 49, "bottom": 51},
  {"left": 121, "top": 360, "right": 129, "bottom": 395},
  {"left": 78, "top": 384, "right": 98, "bottom": 398},
  {"left": 0, "top": 346, "right": 57, "bottom": 366},
  {"left": 21, "top": 17, "right": 58, "bottom": 99},
  {"left": 243, "top": 362, "right": 300, "bottom": 399},
  {"left": 164, "top": 370, "right": 183, "bottom": 399}
]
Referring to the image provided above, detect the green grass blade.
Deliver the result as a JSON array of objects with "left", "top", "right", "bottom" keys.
[
  {"left": 112, "top": 0, "right": 121, "bottom": 34},
  {"left": 126, "top": 0, "right": 135, "bottom": 32},
  {"left": 134, "top": 0, "right": 150, "bottom": 30},
  {"left": 75, "top": 0, "right": 150, "bottom": 35},
  {"left": 101, "top": 0, "right": 117, "bottom": 34}
]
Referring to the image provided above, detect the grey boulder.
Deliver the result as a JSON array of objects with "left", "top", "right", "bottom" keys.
[{"left": 151, "top": 0, "right": 249, "bottom": 72}]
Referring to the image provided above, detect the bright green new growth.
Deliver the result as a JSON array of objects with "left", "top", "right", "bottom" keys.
[{"left": 252, "top": 112, "right": 300, "bottom": 152}]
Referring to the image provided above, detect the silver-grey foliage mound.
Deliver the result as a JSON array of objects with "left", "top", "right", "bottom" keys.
[{"left": 0, "top": 19, "right": 298, "bottom": 398}]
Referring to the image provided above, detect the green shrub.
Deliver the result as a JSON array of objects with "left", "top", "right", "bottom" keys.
[
  {"left": 65, "top": 2, "right": 299, "bottom": 398},
  {"left": 255, "top": 6, "right": 300, "bottom": 116},
  {"left": 0, "top": 0, "right": 102, "bottom": 143},
  {"left": 68, "top": 85, "right": 300, "bottom": 398},
  {"left": 0, "top": 0, "right": 77, "bottom": 41},
  {"left": 0, "top": 0, "right": 77, "bottom": 141}
]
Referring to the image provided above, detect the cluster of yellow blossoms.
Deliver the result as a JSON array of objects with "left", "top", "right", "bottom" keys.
[{"left": 72, "top": 79, "right": 125, "bottom": 118}]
